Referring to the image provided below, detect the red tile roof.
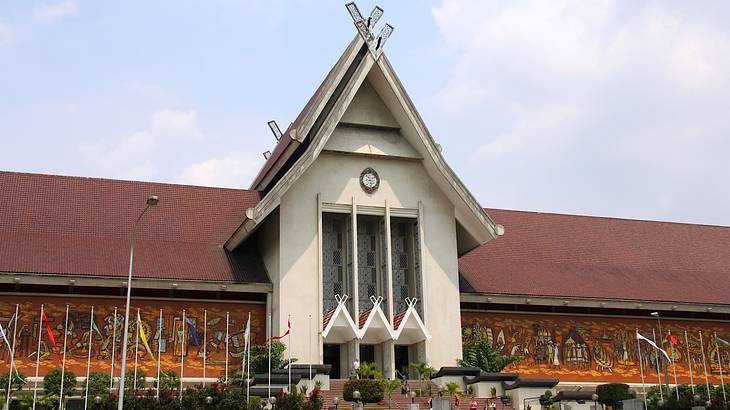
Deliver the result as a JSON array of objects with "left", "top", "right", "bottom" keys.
[
  {"left": 0, "top": 171, "right": 267, "bottom": 283},
  {"left": 460, "top": 208, "right": 730, "bottom": 305}
]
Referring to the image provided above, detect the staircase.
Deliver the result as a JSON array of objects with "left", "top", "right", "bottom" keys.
[{"left": 318, "top": 380, "right": 515, "bottom": 410}]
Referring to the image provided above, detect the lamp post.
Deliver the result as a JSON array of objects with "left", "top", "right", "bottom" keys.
[
  {"left": 591, "top": 393, "right": 598, "bottom": 410},
  {"left": 353, "top": 390, "right": 361, "bottom": 410},
  {"left": 117, "top": 195, "right": 159, "bottom": 410},
  {"left": 333, "top": 397, "right": 339, "bottom": 409},
  {"left": 410, "top": 390, "right": 417, "bottom": 404},
  {"left": 651, "top": 312, "right": 671, "bottom": 396}
]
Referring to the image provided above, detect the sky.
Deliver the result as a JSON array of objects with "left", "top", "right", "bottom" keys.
[{"left": 1, "top": 1, "right": 730, "bottom": 226}]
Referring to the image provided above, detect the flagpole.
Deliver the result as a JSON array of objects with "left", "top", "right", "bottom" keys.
[
  {"left": 308, "top": 314, "right": 312, "bottom": 385},
  {"left": 652, "top": 328, "right": 664, "bottom": 402},
  {"left": 636, "top": 328, "right": 647, "bottom": 408},
  {"left": 110, "top": 307, "right": 117, "bottom": 392},
  {"left": 685, "top": 330, "right": 695, "bottom": 395},
  {"left": 133, "top": 309, "right": 141, "bottom": 393},
  {"left": 203, "top": 309, "right": 207, "bottom": 386},
  {"left": 266, "top": 313, "right": 274, "bottom": 400},
  {"left": 700, "top": 331, "right": 712, "bottom": 401},
  {"left": 156, "top": 308, "right": 162, "bottom": 400},
  {"left": 288, "top": 314, "right": 292, "bottom": 391},
  {"left": 83, "top": 306, "right": 94, "bottom": 409},
  {"left": 180, "top": 310, "right": 186, "bottom": 402},
  {"left": 5, "top": 303, "right": 19, "bottom": 410},
  {"left": 668, "top": 330, "right": 679, "bottom": 400},
  {"left": 32, "top": 304, "right": 44, "bottom": 410},
  {"left": 246, "top": 312, "right": 251, "bottom": 404},
  {"left": 59, "top": 305, "right": 70, "bottom": 410},
  {"left": 225, "top": 311, "right": 230, "bottom": 384},
  {"left": 715, "top": 332, "right": 727, "bottom": 405}
]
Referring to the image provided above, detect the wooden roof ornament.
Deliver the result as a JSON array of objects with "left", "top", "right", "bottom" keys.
[{"left": 345, "top": 2, "right": 394, "bottom": 59}]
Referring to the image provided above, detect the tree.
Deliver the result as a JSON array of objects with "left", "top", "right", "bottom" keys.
[
  {"left": 382, "top": 379, "right": 403, "bottom": 410},
  {"left": 1, "top": 370, "right": 27, "bottom": 403},
  {"left": 156, "top": 369, "right": 180, "bottom": 390},
  {"left": 410, "top": 361, "right": 436, "bottom": 395},
  {"left": 43, "top": 369, "right": 77, "bottom": 398},
  {"left": 233, "top": 340, "right": 296, "bottom": 381},
  {"left": 458, "top": 340, "right": 523, "bottom": 372},
  {"left": 355, "top": 362, "right": 382, "bottom": 379},
  {"left": 84, "top": 372, "right": 111, "bottom": 398},
  {"left": 443, "top": 382, "right": 461, "bottom": 410}
]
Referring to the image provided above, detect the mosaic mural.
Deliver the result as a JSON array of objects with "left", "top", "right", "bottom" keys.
[
  {"left": 0, "top": 296, "right": 266, "bottom": 378},
  {"left": 462, "top": 311, "right": 730, "bottom": 384}
]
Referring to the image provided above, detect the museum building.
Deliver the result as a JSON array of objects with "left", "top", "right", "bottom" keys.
[{"left": 2, "top": 22, "right": 730, "bottom": 395}]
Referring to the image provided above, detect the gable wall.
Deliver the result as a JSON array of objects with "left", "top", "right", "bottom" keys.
[{"left": 275, "top": 149, "right": 463, "bottom": 370}]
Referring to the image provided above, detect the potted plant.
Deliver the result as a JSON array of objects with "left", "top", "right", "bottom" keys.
[{"left": 490, "top": 386, "right": 497, "bottom": 397}]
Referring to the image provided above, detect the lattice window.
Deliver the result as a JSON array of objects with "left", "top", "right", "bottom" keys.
[
  {"left": 358, "top": 218, "right": 380, "bottom": 310},
  {"left": 390, "top": 218, "right": 422, "bottom": 315},
  {"left": 322, "top": 214, "right": 351, "bottom": 313}
]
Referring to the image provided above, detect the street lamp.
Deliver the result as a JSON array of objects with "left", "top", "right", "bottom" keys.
[
  {"left": 353, "top": 390, "right": 361, "bottom": 410},
  {"left": 591, "top": 393, "right": 598, "bottom": 409},
  {"left": 410, "top": 390, "right": 417, "bottom": 404},
  {"left": 117, "top": 195, "right": 159, "bottom": 410},
  {"left": 270, "top": 396, "right": 276, "bottom": 410},
  {"left": 333, "top": 397, "right": 340, "bottom": 409},
  {"left": 205, "top": 396, "right": 213, "bottom": 405}
]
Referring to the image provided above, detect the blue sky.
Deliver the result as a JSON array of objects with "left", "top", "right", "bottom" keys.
[{"left": 2, "top": 1, "right": 730, "bottom": 226}]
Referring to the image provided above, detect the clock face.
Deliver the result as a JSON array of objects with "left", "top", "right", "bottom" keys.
[{"left": 359, "top": 167, "right": 380, "bottom": 193}]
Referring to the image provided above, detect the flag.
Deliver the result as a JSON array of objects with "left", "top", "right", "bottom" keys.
[
  {"left": 0, "top": 317, "right": 13, "bottom": 351},
  {"left": 184, "top": 316, "right": 200, "bottom": 346},
  {"left": 243, "top": 315, "right": 251, "bottom": 352},
  {"left": 716, "top": 335, "right": 730, "bottom": 348},
  {"left": 669, "top": 334, "right": 679, "bottom": 347},
  {"left": 90, "top": 314, "right": 103, "bottom": 338},
  {"left": 266, "top": 318, "right": 290, "bottom": 343},
  {"left": 137, "top": 311, "right": 158, "bottom": 365},
  {"left": 41, "top": 310, "right": 63, "bottom": 363},
  {"left": 637, "top": 331, "right": 670, "bottom": 361}
]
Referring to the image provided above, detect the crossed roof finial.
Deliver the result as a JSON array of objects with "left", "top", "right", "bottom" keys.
[{"left": 345, "top": 2, "right": 394, "bottom": 59}]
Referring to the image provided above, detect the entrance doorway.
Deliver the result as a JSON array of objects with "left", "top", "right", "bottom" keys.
[
  {"left": 324, "top": 344, "right": 341, "bottom": 379},
  {"left": 360, "top": 344, "right": 375, "bottom": 364},
  {"left": 394, "top": 345, "right": 410, "bottom": 377}
]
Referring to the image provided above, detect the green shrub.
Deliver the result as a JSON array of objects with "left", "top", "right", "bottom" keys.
[
  {"left": 156, "top": 369, "right": 180, "bottom": 390},
  {"left": 597, "top": 383, "right": 634, "bottom": 404},
  {"left": 277, "top": 390, "right": 305, "bottom": 410},
  {"left": 124, "top": 369, "right": 146, "bottom": 391},
  {"left": 44, "top": 369, "right": 77, "bottom": 397},
  {"left": 343, "top": 379, "right": 384, "bottom": 403},
  {"left": 0, "top": 370, "right": 27, "bottom": 396},
  {"left": 84, "top": 371, "right": 111, "bottom": 398},
  {"left": 459, "top": 339, "right": 523, "bottom": 372}
]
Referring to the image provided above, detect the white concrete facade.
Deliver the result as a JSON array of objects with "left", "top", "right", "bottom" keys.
[{"left": 233, "top": 36, "right": 499, "bottom": 379}]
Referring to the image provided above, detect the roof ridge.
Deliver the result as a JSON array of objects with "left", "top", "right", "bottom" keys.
[
  {"left": 0, "top": 170, "right": 260, "bottom": 194},
  {"left": 486, "top": 207, "right": 730, "bottom": 230}
]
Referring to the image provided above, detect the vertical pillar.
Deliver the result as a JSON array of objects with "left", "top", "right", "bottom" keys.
[
  {"left": 384, "top": 200, "right": 394, "bottom": 321},
  {"left": 351, "top": 196, "right": 359, "bottom": 318},
  {"left": 383, "top": 340, "right": 396, "bottom": 379},
  {"left": 317, "top": 193, "right": 324, "bottom": 364}
]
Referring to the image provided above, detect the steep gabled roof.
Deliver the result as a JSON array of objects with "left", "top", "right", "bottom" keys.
[
  {"left": 226, "top": 35, "right": 499, "bottom": 251},
  {"left": 460, "top": 208, "right": 730, "bottom": 306},
  {"left": 0, "top": 171, "right": 268, "bottom": 283}
]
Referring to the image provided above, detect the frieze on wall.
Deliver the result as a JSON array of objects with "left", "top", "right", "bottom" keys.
[
  {"left": 462, "top": 311, "right": 730, "bottom": 383},
  {"left": 0, "top": 296, "right": 266, "bottom": 378}
]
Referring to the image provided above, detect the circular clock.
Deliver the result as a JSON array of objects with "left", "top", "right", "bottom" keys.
[{"left": 359, "top": 167, "right": 380, "bottom": 194}]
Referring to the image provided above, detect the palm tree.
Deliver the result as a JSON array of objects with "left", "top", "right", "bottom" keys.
[
  {"left": 443, "top": 382, "right": 461, "bottom": 410},
  {"left": 382, "top": 379, "right": 403, "bottom": 410},
  {"left": 355, "top": 362, "right": 382, "bottom": 379},
  {"left": 410, "top": 361, "right": 436, "bottom": 395}
]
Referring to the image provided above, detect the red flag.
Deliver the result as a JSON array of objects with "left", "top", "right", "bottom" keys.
[
  {"left": 41, "top": 311, "right": 63, "bottom": 363},
  {"left": 266, "top": 319, "right": 290, "bottom": 343},
  {"left": 669, "top": 334, "right": 679, "bottom": 346}
]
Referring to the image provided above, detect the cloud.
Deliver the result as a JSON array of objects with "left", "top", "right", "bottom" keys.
[
  {"left": 33, "top": 1, "right": 77, "bottom": 24},
  {"left": 179, "top": 151, "right": 263, "bottom": 188},
  {"left": 78, "top": 109, "right": 200, "bottom": 180},
  {"left": 431, "top": 0, "right": 730, "bottom": 224}
]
